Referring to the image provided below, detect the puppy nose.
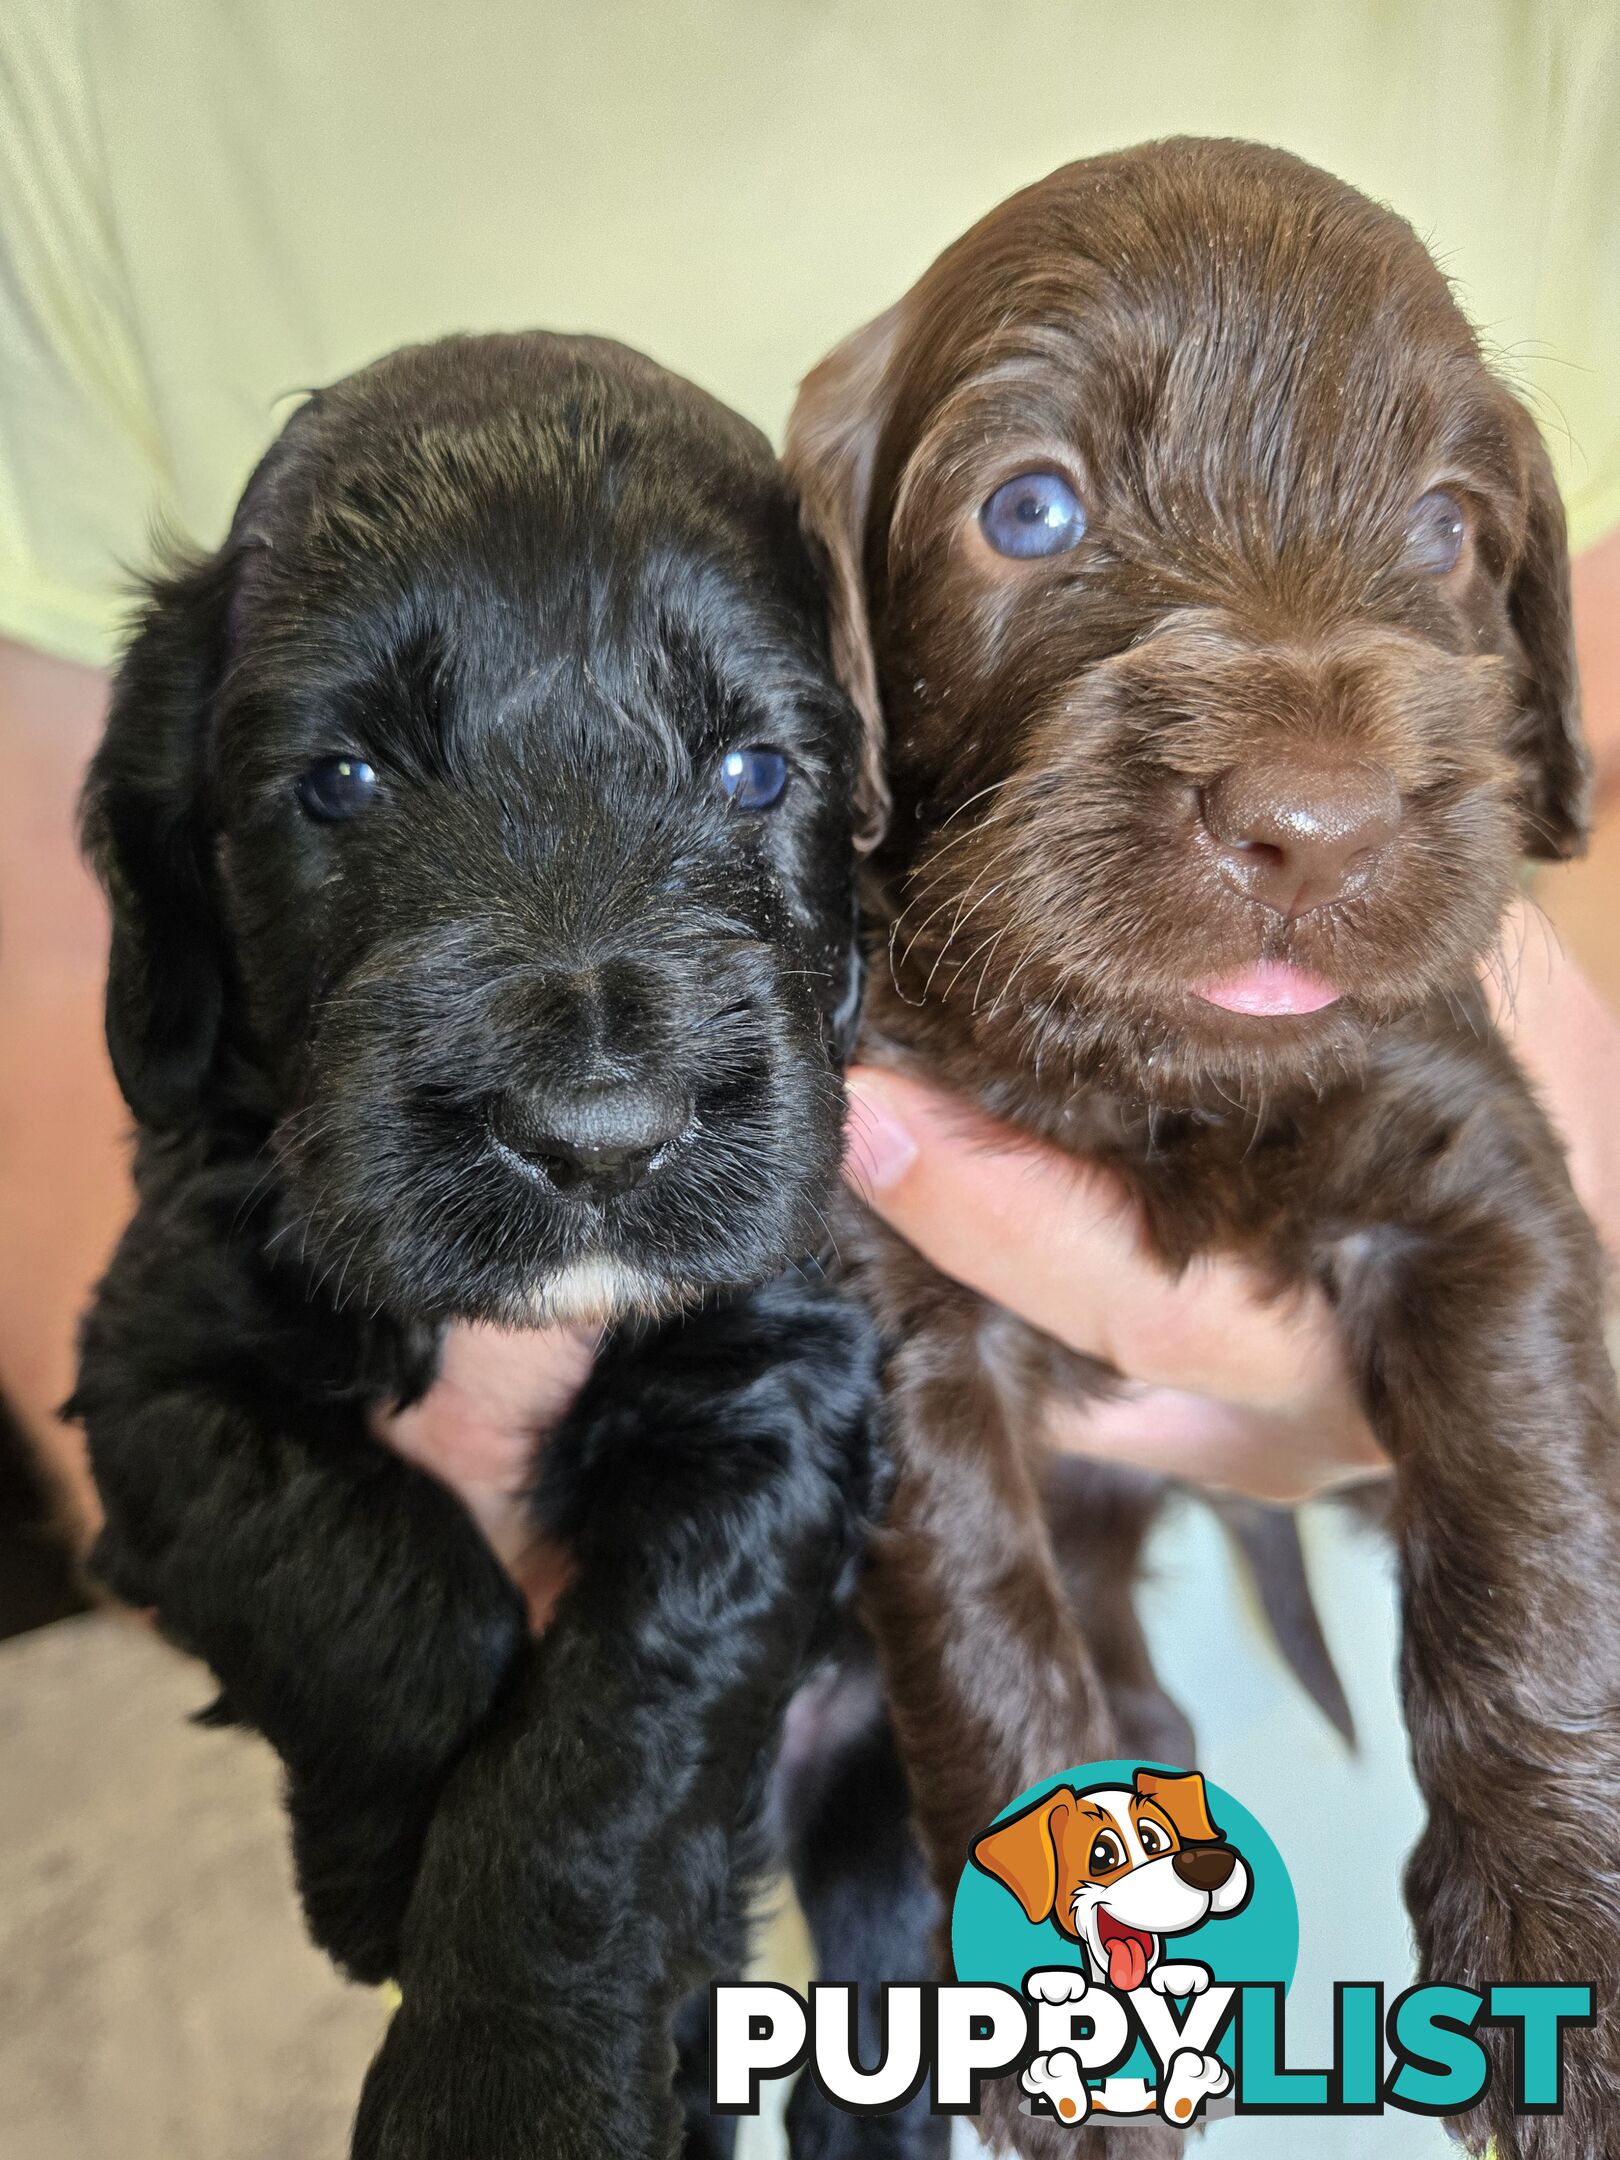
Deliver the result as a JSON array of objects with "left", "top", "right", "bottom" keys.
[
  {"left": 489, "top": 1083, "right": 692, "bottom": 1197},
  {"left": 1171, "top": 1846, "right": 1237, "bottom": 1893},
  {"left": 1201, "top": 760, "right": 1401, "bottom": 916}
]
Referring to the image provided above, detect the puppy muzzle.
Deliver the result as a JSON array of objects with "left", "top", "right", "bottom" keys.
[{"left": 277, "top": 919, "right": 842, "bottom": 1323}]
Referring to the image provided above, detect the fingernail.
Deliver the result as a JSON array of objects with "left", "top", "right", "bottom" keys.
[{"left": 844, "top": 1075, "right": 919, "bottom": 1190}]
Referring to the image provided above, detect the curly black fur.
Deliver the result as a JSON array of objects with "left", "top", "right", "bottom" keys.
[{"left": 69, "top": 333, "right": 907, "bottom": 2157}]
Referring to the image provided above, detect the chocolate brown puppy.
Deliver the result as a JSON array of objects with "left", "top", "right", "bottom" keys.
[{"left": 786, "top": 139, "right": 1619, "bottom": 2159}]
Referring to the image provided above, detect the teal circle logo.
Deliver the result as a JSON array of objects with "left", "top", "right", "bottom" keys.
[{"left": 951, "top": 1760, "right": 1297, "bottom": 2110}]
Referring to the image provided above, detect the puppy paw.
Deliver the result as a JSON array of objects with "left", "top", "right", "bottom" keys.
[
  {"left": 1148, "top": 1962, "right": 1211, "bottom": 1999},
  {"left": 1025, "top": 1966, "right": 1093, "bottom": 2005},
  {"left": 1157, "top": 2048, "right": 1230, "bottom": 2125},
  {"left": 1409, "top": 1809, "right": 1620, "bottom": 2157},
  {"left": 786, "top": 2068, "right": 949, "bottom": 2159},
  {"left": 286, "top": 1780, "right": 433, "bottom": 1984},
  {"left": 977, "top": 2065, "right": 1139, "bottom": 2159},
  {"left": 1022, "top": 2049, "right": 1091, "bottom": 2124},
  {"left": 352, "top": 2001, "right": 675, "bottom": 2160}
]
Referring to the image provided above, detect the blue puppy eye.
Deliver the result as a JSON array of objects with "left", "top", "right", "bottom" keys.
[
  {"left": 980, "top": 471, "right": 1087, "bottom": 558},
  {"left": 1405, "top": 489, "right": 1467, "bottom": 576},
  {"left": 718, "top": 747, "right": 789, "bottom": 810},
  {"left": 296, "top": 756, "right": 378, "bottom": 822}
]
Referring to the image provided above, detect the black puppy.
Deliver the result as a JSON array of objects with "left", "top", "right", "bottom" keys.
[{"left": 69, "top": 333, "right": 889, "bottom": 2157}]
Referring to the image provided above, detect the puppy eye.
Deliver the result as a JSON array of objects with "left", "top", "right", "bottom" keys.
[
  {"left": 1405, "top": 489, "right": 1467, "bottom": 576},
  {"left": 1088, "top": 1832, "right": 1124, "bottom": 1874},
  {"left": 718, "top": 747, "right": 789, "bottom": 811},
  {"left": 1139, "top": 1823, "right": 1166, "bottom": 1854},
  {"left": 296, "top": 756, "right": 379, "bottom": 822},
  {"left": 979, "top": 471, "right": 1087, "bottom": 559}
]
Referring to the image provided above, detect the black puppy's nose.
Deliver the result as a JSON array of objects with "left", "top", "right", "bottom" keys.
[
  {"left": 1202, "top": 759, "right": 1401, "bottom": 916},
  {"left": 489, "top": 1083, "right": 692, "bottom": 1197},
  {"left": 1171, "top": 1845, "right": 1237, "bottom": 1892}
]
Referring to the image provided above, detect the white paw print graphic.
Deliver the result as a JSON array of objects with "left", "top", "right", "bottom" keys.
[
  {"left": 1158, "top": 2047, "right": 1232, "bottom": 2124},
  {"left": 1022, "top": 2048, "right": 1092, "bottom": 2125}
]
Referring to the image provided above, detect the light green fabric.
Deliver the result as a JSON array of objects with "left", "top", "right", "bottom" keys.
[{"left": 2, "top": 0, "right": 1618, "bottom": 668}]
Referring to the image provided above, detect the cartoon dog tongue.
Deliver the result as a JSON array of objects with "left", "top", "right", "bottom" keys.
[{"left": 1099, "top": 1917, "right": 1151, "bottom": 1992}]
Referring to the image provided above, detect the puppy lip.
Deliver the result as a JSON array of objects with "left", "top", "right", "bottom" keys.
[
  {"left": 1095, "top": 1908, "right": 1155, "bottom": 1954},
  {"left": 1095, "top": 1906, "right": 1156, "bottom": 1992},
  {"left": 1191, "top": 962, "right": 1342, "bottom": 1017}
]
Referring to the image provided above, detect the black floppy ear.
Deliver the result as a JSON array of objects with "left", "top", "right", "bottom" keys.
[
  {"left": 827, "top": 931, "right": 867, "bottom": 1067},
  {"left": 82, "top": 548, "right": 239, "bottom": 1127},
  {"left": 1503, "top": 405, "right": 1591, "bottom": 861},
  {"left": 784, "top": 304, "right": 902, "bottom": 854}
]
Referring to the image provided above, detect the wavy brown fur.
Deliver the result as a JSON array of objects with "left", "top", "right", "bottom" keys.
[{"left": 788, "top": 139, "right": 1619, "bottom": 2159}]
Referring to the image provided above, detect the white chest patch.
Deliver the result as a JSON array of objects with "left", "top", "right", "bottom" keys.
[{"left": 520, "top": 1256, "right": 675, "bottom": 1328}]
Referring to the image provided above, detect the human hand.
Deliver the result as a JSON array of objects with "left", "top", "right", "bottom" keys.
[
  {"left": 844, "top": 898, "right": 1618, "bottom": 1505},
  {"left": 844, "top": 1068, "right": 1383, "bottom": 1504},
  {"left": 376, "top": 1321, "right": 598, "bottom": 1627},
  {"left": 1482, "top": 898, "right": 1620, "bottom": 1268}
]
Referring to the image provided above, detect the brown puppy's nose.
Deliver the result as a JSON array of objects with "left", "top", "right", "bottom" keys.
[
  {"left": 1171, "top": 1845, "right": 1237, "bottom": 1893},
  {"left": 1201, "top": 760, "right": 1401, "bottom": 916}
]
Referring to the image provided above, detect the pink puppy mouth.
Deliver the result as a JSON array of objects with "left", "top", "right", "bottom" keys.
[
  {"left": 1096, "top": 1908, "right": 1156, "bottom": 1992},
  {"left": 1193, "top": 961, "right": 1342, "bottom": 1017}
]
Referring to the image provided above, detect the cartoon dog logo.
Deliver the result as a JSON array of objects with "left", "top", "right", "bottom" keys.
[{"left": 972, "top": 1768, "right": 1251, "bottom": 2126}]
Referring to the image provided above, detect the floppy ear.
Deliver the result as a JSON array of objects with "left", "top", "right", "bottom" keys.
[
  {"left": 82, "top": 548, "right": 240, "bottom": 1128},
  {"left": 1135, "top": 1769, "right": 1222, "bottom": 1846},
  {"left": 827, "top": 932, "right": 866, "bottom": 1067},
  {"left": 1503, "top": 406, "right": 1590, "bottom": 861},
  {"left": 784, "top": 304, "right": 902, "bottom": 853},
  {"left": 970, "top": 1786, "right": 1075, "bottom": 1925}
]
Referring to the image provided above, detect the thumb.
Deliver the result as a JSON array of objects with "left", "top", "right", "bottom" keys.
[
  {"left": 843, "top": 1067, "right": 1155, "bottom": 1372},
  {"left": 841, "top": 1067, "right": 1334, "bottom": 1404}
]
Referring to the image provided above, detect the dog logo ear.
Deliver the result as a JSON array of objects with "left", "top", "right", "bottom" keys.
[
  {"left": 784, "top": 303, "right": 903, "bottom": 855},
  {"left": 1134, "top": 1769, "right": 1222, "bottom": 1846},
  {"left": 1501, "top": 398, "right": 1591, "bottom": 862},
  {"left": 971, "top": 1787, "right": 1076, "bottom": 1925},
  {"left": 82, "top": 547, "right": 239, "bottom": 1128}
]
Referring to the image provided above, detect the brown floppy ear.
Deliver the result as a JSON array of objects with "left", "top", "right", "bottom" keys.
[
  {"left": 784, "top": 304, "right": 903, "bottom": 852},
  {"left": 970, "top": 1786, "right": 1075, "bottom": 1925},
  {"left": 1503, "top": 405, "right": 1591, "bottom": 861},
  {"left": 1135, "top": 1770, "right": 1222, "bottom": 1846}
]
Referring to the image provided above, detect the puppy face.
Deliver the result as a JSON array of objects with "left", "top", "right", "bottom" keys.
[
  {"left": 972, "top": 1770, "right": 1250, "bottom": 1990},
  {"left": 87, "top": 334, "right": 862, "bottom": 1325},
  {"left": 788, "top": 140, "right": 1587, "bottom": 1105}
]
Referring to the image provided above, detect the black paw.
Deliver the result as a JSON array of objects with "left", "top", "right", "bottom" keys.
[
  {"left": 673, "top": 1991, "right": 739, "bottom": 2160},
  {"left": 352, "top": 2001, "right": 682, "bottom": 2160},
  {"left": 678, "top": 2107, "right": 738, "bottom": 2160},
  {"left": 786, "top": 2074, "right": 949, "bottom": 2160},
  {"left": 286, "top": 1779, "right": 435, "bottom": 1984}
]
